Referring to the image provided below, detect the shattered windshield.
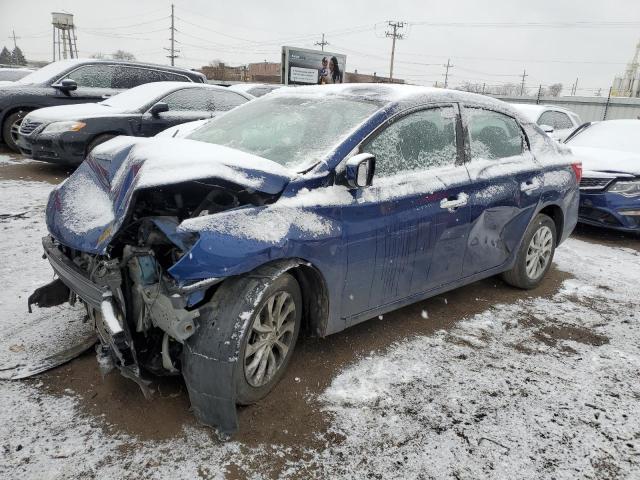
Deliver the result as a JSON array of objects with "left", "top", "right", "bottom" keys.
[{"left": 187, "top": 94, "right": 383, "bottom": 171}]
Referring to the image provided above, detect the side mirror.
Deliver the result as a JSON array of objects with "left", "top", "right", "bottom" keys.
[
  {"left": 540, "top": 124, "right": 554, "bottom": 134},
  {"left": 345, "top": 153, "right": 375, "bottom": 188},
  {"left": 150, "top": 102, "right": 169, "bottom": 117},
  {"left": 52, "top": 78, "right": 77, "bottom": 92}
]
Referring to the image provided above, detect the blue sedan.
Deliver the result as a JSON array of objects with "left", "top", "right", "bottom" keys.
[
  {"left": 565, "top": 119, "right": 640, "bottom": 233},
  {"left": 30, "top": 84, "right": 580, "bottom": 435}
]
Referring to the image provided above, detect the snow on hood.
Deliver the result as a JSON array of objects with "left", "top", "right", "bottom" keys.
[
  {"left": 24, "top": 103, "right": 124, "bottom": 124},
  {"left": 569, "top": 146, "right": 640, "bottom": 176},
  {"left": 46, "top": 136, "right": 294, "bottom": 253}
]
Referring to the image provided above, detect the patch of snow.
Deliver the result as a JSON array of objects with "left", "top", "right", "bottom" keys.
[
  {"left": 316, "top": 238, "right": 640, "bottom": 479},
  {"left": 59, "top": 172, "right": 114, "bottom": 234},
  {"left": 0, "top": 180, "right": 91, "bottom": 377}
]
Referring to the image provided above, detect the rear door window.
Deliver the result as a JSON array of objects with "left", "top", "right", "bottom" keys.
[
  {"left": 363, "top": 107, "right": 458, "bottom": 177},
  {"left": 466, "top": 108, "right": 525, "bottom": 160},
  {"left": 112, "top": 67, "right": 190, "bottom": 89},
  {"left": 161, "top": 89, "right": 248, "bottom": 112}
]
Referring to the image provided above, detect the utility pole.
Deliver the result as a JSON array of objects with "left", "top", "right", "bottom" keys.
[
  {"left": 385, "top": 21, "right": 404, "bottom": 83},
  {"left": 315, "top": 33, "right": 329, "bottom": 52},
  {"left": 9, "top": 30, "right": 20, "bottom": 49},
  {"left": 571, "top": 77, "right": 578, "bottom": 96},
  {"left": 536, "top": 84, "right": 542, "bottom": 104},
  {"left": 603, "top": 86, "right": 612, "bottom": 120},
  {"left": 519, "top": 69, "right": 528, "bottom": 96},
  {"left": 443, "top": 58, "right": 453, "bottom": 88},
  {"left": 164, "top": 4, "right": 179, "bottom": 66}
]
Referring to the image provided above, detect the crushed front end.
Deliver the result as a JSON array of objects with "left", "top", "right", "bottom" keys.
[{"left": 29, "top": 136, "right": 292, "bottom": 436}]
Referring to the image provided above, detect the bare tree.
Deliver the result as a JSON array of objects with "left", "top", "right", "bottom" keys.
[
  {"left": 112, "top": 50, "right": 136, "bottom": 61},
  {"left": 90, "top": 52, "right": 105, "bottom": 59},
  {"left": 495, "top": 83, "right": 520, "bottom": 96},
  {"left": 547, "top": 83, "right": 563, "bottom": 97}
]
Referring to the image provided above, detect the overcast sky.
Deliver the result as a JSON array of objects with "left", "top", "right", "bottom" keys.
[{"left": 1, "top": 0, "right": 639, "bottom": 95}]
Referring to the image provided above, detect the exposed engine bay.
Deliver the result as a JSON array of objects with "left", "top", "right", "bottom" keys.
[{"left": 30, "top": 178, "right": 277, "bottom": 406}]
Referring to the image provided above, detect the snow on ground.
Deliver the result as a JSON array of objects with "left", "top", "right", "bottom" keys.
[
  {"left": 0, "top": 173, "right": 638, "bottom": 479},
  {"left": 317, "top": 239, "right": 640, "bottom": 479},
  {"left": 0, "top": 180, "right": 92, "bottom": 378}
]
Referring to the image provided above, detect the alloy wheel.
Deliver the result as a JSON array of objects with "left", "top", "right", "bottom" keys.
[
  {"left": 244, "top": 291, "right": 296, "bottom": 387},
  {"left": 10, "top": 116, "right": 23, "bottom": 145},
  {"left": 525, "top": 225, "right": 553, "bottom": 280}
]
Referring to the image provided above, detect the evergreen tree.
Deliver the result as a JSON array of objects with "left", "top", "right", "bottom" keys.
[
  {"left": 11, "top": 46, "right": 27, "bottom": 66},
  {"left": 0, "top": 46, "right": 11, "bottom": 65}
]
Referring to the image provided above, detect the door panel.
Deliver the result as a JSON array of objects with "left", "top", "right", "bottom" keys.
[
  {"left": 340, "top": 105, "right": 470, "bottom": 322},
  {"left": 461, "top": 107, "right": 543, "bottom": 276}
]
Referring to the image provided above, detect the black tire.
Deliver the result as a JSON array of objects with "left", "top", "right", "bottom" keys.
[
  {"left": 502, "top": 213, "right": 557, "bottom": 289},
  {"left": 235, "top": 273, "right": 302, "bottom": 405},
  {"left": 86, "top": 133, "right": 117, "bottom": 155},
  {"left": 2, "top": 110, "right": 28, "bottom": 152}
]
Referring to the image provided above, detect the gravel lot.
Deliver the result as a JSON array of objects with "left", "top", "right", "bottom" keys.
[{"left": 1, "top": 148, "right": 638, "bottom": 479}]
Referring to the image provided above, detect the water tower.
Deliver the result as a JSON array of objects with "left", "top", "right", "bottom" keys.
[{"left": 52, "top": 12, "right": 78, "bottom": 61}]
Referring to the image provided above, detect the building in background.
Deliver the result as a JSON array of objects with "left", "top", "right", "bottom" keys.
[
  {"left": 247, "top": 62, "right": 280, "bottom": 83},
  {"left": 612, "top": 39, "right": 640, "bottom": 98}
]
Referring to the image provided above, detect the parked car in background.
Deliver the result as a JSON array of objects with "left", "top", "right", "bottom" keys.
[
  {"left": 16, "top": 82, "right": 252, "bottom": 165},
  {"left": 227, "top": 82, "right": 282, "bottom": 97},
  {"left": 0, "top": 66, "right": 35, "bottom": 84},
  {"left": 30, "top": 85, "right": 580, "bottom": 435},
  {"left": 510, "top": 103, "right": 582, "bottom": 142},
  {"left": 565, "top": 119, "right": 640, "bottom": 233},
  {"left": 0, "top": 59, "right": 206, "bottom": 151}
]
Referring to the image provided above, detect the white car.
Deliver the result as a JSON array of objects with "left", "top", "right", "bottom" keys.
[
  {"left": 510, "top": 104, "right": 582, "bottom": 142},
  {"left": 227, "top": 83, "right": 282, "bottom": 97}
]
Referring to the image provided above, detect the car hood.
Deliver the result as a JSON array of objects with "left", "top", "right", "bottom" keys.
[
  {"left": 26, "top": 103, "right": 124, "bottom": 123},
  {"left": 569, "top": 146, "right": 640, "bottom": 176},
  {"left": 46, "top": 136, "right": 294, "bottom": 253}
]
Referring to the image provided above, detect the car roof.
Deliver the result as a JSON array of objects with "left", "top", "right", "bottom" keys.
[
  {"left": 510, "top": 103, "right": 577, "bottom": 120},
  {"left": 273, "top": 83, "right": 513, "bottom": 110}
]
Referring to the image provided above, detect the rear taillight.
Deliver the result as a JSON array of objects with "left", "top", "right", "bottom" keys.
[{"left": 571, "top": 162, "right": 582, "bottom": 183}]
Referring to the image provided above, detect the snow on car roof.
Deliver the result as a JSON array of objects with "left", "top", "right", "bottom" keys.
[
  {"left": 274, "top": 83, "right": 497, "bottom": 104},
  {"left": 510, "top": 103, "right": 578, "bottom": 122}
]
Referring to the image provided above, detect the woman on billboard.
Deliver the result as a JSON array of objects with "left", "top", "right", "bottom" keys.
[{"left": 329, "top": 56, "right": 343, "bottom": 83}]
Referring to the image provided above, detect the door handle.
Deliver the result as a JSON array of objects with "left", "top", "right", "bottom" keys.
[
  {"left": 440, "top": 193, "right": 468, "bottom": 210},
  {"left": 101, "top": 94, "right": 112, "bottom": 99},
  {"left": 521, "top": 179, "right": 541, "bottom": 193}
]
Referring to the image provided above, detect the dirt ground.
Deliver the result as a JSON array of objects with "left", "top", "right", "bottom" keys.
[{"left": 1, "top": 148, "right": 638, "bottom": 477}]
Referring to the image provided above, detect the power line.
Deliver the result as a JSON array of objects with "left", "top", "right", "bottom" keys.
[{"left": 385, "top": 21, "right": 405, "bottom": 82}]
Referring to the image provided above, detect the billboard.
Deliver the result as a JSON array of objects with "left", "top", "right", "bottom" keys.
[{"left": 281, "top": 46, "right": 347, "bottom": 86}]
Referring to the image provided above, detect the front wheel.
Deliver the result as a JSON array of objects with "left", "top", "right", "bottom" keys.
[
  {"left": 235, "top": 273, "right": 302, "bottom": 405},
  {"left": 502, "top": 214, "right": 556, "bottom": 289},
  {"left": 2, "top": 110, "right": 28, "bottom": 152}
]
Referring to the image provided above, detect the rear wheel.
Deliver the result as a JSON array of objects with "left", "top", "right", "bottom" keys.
[
  {"left": 2, "top": 110, "right": 28, "bottom": 152},
  {"left": 502, "top": 214, "right": 556, "bottom": 289}
]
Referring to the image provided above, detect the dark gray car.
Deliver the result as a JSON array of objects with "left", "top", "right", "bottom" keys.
[
  {"left": 0, "top": 59, "right": 206, "bottom": 151},
  {"left": 17, "top": 82, "right": 252, "bottom": 165}
]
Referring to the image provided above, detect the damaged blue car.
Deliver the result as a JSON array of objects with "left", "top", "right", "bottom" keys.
[{"left": 30, "top": 84, "right": 581, "bottom": 436}]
